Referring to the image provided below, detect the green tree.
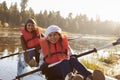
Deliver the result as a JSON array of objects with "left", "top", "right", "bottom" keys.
[
  {"left": 20, "top": 0, "right": 28, "bottom": 23},
  {"left": 0, "top": 1, "right": 8, "bottom": 23},
  {"left": 9, "top": 2, "right": 20, "bottom": 26},
  {"left": 20, "top": 0, "right": 28, "bottom": 12}
]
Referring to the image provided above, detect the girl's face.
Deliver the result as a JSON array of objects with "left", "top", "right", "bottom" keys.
[
  {"left": 47, "top": 32, "right": 61, "bottom": 44},
  {"left": 26, "top": 23, "right": 35, "bottom": 32}
]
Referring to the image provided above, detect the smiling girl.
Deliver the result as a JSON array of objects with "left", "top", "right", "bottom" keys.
[{"left": 40, "top": 25, "right": 105, "bottom": 80}]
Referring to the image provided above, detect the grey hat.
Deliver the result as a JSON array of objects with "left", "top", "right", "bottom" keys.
[{"left": 25, "top": 18, "right": 36, "bottom": 26}]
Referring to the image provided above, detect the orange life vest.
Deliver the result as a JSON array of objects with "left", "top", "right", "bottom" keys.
[
  {"left": 40, "top": 34, "right": 69, "bottom": 64},
  {"left": 20, "top": 27, "right": 41, "bottom": 48}
]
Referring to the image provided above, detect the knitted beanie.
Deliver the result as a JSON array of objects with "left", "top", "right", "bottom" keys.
[{"left": 45, "top": 25, "right": 62, "bottom": 37}]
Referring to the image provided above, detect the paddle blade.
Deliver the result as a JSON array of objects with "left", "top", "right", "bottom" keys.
[{"left": 117, "top": 38, "right": 120, "bottom": 44}]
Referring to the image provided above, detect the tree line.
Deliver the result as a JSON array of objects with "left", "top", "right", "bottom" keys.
[{"left": 0, "top": 0, "right": 120, "bottom": 35}]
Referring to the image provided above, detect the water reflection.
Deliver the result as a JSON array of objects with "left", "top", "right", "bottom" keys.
[
  {"left": 2, "top": 49, "right": 9, "bottom": 56},
  {"left": 0, "top": 36, "right": 21, "bottom": 52},
  {"left": 0, "top": 48, "right": 18, "bottom": 80}
]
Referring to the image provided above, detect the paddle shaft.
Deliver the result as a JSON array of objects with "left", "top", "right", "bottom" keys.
[
  {"left": 13, "top": 68, "right": 41, "bottom": 80},
  {"left": 76, "top": 41, "right": 118, "bottom": 58},
  {"left": 0, "top": 52, "right": 21, "bottom": 59},
  {"left": 0, "top": 48, "right": 35, "bottom": 59},
  {"left": 68, "top": 36, "right": 81, "bottom": 41}
]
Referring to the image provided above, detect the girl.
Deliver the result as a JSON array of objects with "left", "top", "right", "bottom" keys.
[
  {"left": 20, "top": 18, "right": 44, "bottom": 67},
  {"left": 40, "top": 25, "right": 105, "bottom": 80}
]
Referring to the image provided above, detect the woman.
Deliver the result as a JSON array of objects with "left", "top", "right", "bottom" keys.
[
  {"left": 20, "top": 18, "right": 44, "bottom": 67},
  {"left": 40, "top": 25, "right": 105, "bottom": 80}
]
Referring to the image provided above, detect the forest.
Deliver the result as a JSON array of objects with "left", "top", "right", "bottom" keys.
[{"left": 0, "top": 0, "right": 120, "bottom": 35}]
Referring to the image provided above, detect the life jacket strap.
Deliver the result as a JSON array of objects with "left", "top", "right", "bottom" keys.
[
  {"left": 26, "top": 35, "right": 40, "bottom": 42},
  {"left": 44, "top": 52, "right": 67, "bottom": 60}
]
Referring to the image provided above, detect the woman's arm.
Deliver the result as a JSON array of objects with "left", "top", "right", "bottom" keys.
[
  {"left": 20, "top": 35, "right": 28, "bottom": 50},
  {"left": 20, "top": 35, "right": 29, "bottom": 63}
]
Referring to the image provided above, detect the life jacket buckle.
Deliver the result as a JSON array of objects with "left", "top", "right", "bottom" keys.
[
  {"left": 47, "top": 54, "right": 51, "bottom": 58},
  {"left": 62, "top": 53, "right": 65, "bottom": 57}
]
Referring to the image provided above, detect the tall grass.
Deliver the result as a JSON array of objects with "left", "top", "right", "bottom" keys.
[
  {"left": 99, "top": 48, "right": 119, "bottom": 64},
  {"left": 80, "top": 48, "right": 120, "bottom": 76},
  {"left": 80, "top": 59, "right": 104, "bottom": 71}
]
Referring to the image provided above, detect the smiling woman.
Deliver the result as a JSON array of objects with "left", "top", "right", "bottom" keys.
[{"left": 1, "top": 0, "right": 120, "bottom": 22}]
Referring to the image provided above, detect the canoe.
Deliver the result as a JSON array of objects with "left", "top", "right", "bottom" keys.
[{"left": 17, "top": 53, "right": 46, "bottom": 80}]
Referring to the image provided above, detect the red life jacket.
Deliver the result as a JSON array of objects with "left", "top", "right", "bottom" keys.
[
  {"left": 40, "top": 34, "right": 69, "bottom": 64},
  {"left": 20, "top": 27, "right": 41, "bottom": 48}
]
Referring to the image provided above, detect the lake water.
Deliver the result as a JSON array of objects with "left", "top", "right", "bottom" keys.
[{"left": 0, "top": 35, "right": 120, "bottom": 80}]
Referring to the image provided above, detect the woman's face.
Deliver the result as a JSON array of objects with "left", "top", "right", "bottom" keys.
[
  {"left": 47, "top": 32, "right": 61, "bottom": 44},
  {"left": 26, "top": 23, "right": 35, "bottom": 32}
]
